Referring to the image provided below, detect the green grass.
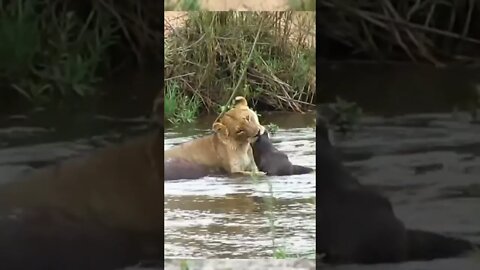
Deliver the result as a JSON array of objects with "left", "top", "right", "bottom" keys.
[
  {"left": 0, "top": 0, "right": 119, "bottom": 110},
  {"left": 288, "top": 0, "right": 316, "bottom": 10},
  {"left": 265, "top": 123, "right": 279, "bottom": 135},
  {"left": 165, "top": 80, "right": 201, "bottom": 124},
  {"left": 165, "top": 0, "right": 201, "bottom": 11},
  {"left": 179, "top": 0, "right": 200, "bottom": 10},
  {"left": 180, "top": 259, "right": 190, "bottom": 270},
  {"left": 273, "top": 248, "right": 289, "bottom": 259},
  {"left": 0, "top": 0, "right": 41, "bottom": 78}
]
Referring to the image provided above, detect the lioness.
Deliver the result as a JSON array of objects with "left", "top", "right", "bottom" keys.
[
  {"left": 165, "top": 96, "right": 265, "bottom": 180},
  {"left": 0, "top": 130, "right": 164, "bottom": 269},
  {"left": 164, "top": 158, "right": 210, "bottom": 180},
  {"left": 0, "top": 131, "right": 164, "bottom": 233},
  {"left": 230, "top": 98, "right": 314, "bottom": 176}
]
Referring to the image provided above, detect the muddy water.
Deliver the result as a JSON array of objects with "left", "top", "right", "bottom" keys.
[
  {"left": 164, "top": 112, "right": 316, "bottom": 258},
  {"left": 320, "top": 113, "right": 480, "bottom": 270}
]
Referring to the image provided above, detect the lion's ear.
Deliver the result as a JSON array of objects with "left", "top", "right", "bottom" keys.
[
  {"left": 233, "top": 96, "right": 248, "bottom": 108},
  {"left": 212, "top": 122, "right": 228, "bottom": 136}
]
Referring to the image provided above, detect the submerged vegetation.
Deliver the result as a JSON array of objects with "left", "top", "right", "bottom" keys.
[
  {"left": 164, "top": 11, "right": 316, "bottom": 124},
  {"left": 248, "top": 173, "right": 315, "bottom": 260}
]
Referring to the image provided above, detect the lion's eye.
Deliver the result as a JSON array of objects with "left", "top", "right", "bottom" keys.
[
  {"left": 236, "top": 129, "right": 244, "bottom": 134},
  {"left": 245, "top": 115, "right": 250, "bottom": 122}
]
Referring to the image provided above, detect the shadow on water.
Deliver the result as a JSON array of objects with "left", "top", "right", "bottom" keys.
[
  {"left": 164, "top": 112, "right": 316, "bottom": 258},
  {"left": 0, "top": 113, "right": 153, "bottom": 185},
  {"left": 319, "top": 61, "right": 480, "bottom": 115},
  {"left": 322, "top": 113, "right": 480, "bottom": 270}
]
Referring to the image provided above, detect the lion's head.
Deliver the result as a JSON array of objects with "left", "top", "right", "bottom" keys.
[{"left": 212, "top": 96, "right": 265, "bottom": 143}]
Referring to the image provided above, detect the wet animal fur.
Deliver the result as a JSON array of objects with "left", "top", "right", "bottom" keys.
[
  {"left": 0, "top": 130, "right": 164, "bottom": 269},
  {"left": 316, "top": 114, "right": 479, "bottom": 264},
  {"left": 164, "top": 96, "right": 264, "bottom": 180},
  {"left": 251, "top": 131, "right": 313, "bottom": 176}
]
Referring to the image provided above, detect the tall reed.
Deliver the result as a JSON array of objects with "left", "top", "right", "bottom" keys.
[{"left": 165, "top": 11, "right": 316, "bottom": 120}]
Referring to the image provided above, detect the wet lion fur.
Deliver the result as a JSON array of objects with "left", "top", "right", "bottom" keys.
[
  {"left": 0, "top": 132, "right": 164, "bottom": 233},
  {"left": 165, "top": 96, "right": 265, "bottom": 179},
  {"left": 0, "top": 130, "right": 164, "bottom": 269}
]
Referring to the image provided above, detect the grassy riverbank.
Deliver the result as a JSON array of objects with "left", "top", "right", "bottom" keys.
[
  {"left": 0, "top": 0, "right": 162, "bottom": 114},
  {"left": 164, "top": 11, "right": 316, "bottom": 124}
]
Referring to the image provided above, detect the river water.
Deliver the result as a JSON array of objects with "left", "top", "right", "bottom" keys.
[
  {"left": 164, "top": 112, "right": 317, "bottom": 258},
  {"left": 2, "top": 107, "right": 480, "bottom": 269},
  {"left": 0, "top": 111, "right": 316, "bottom": 267},
  {"left": 320, "top": 113, "right": 480, "bottom": 270}
]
